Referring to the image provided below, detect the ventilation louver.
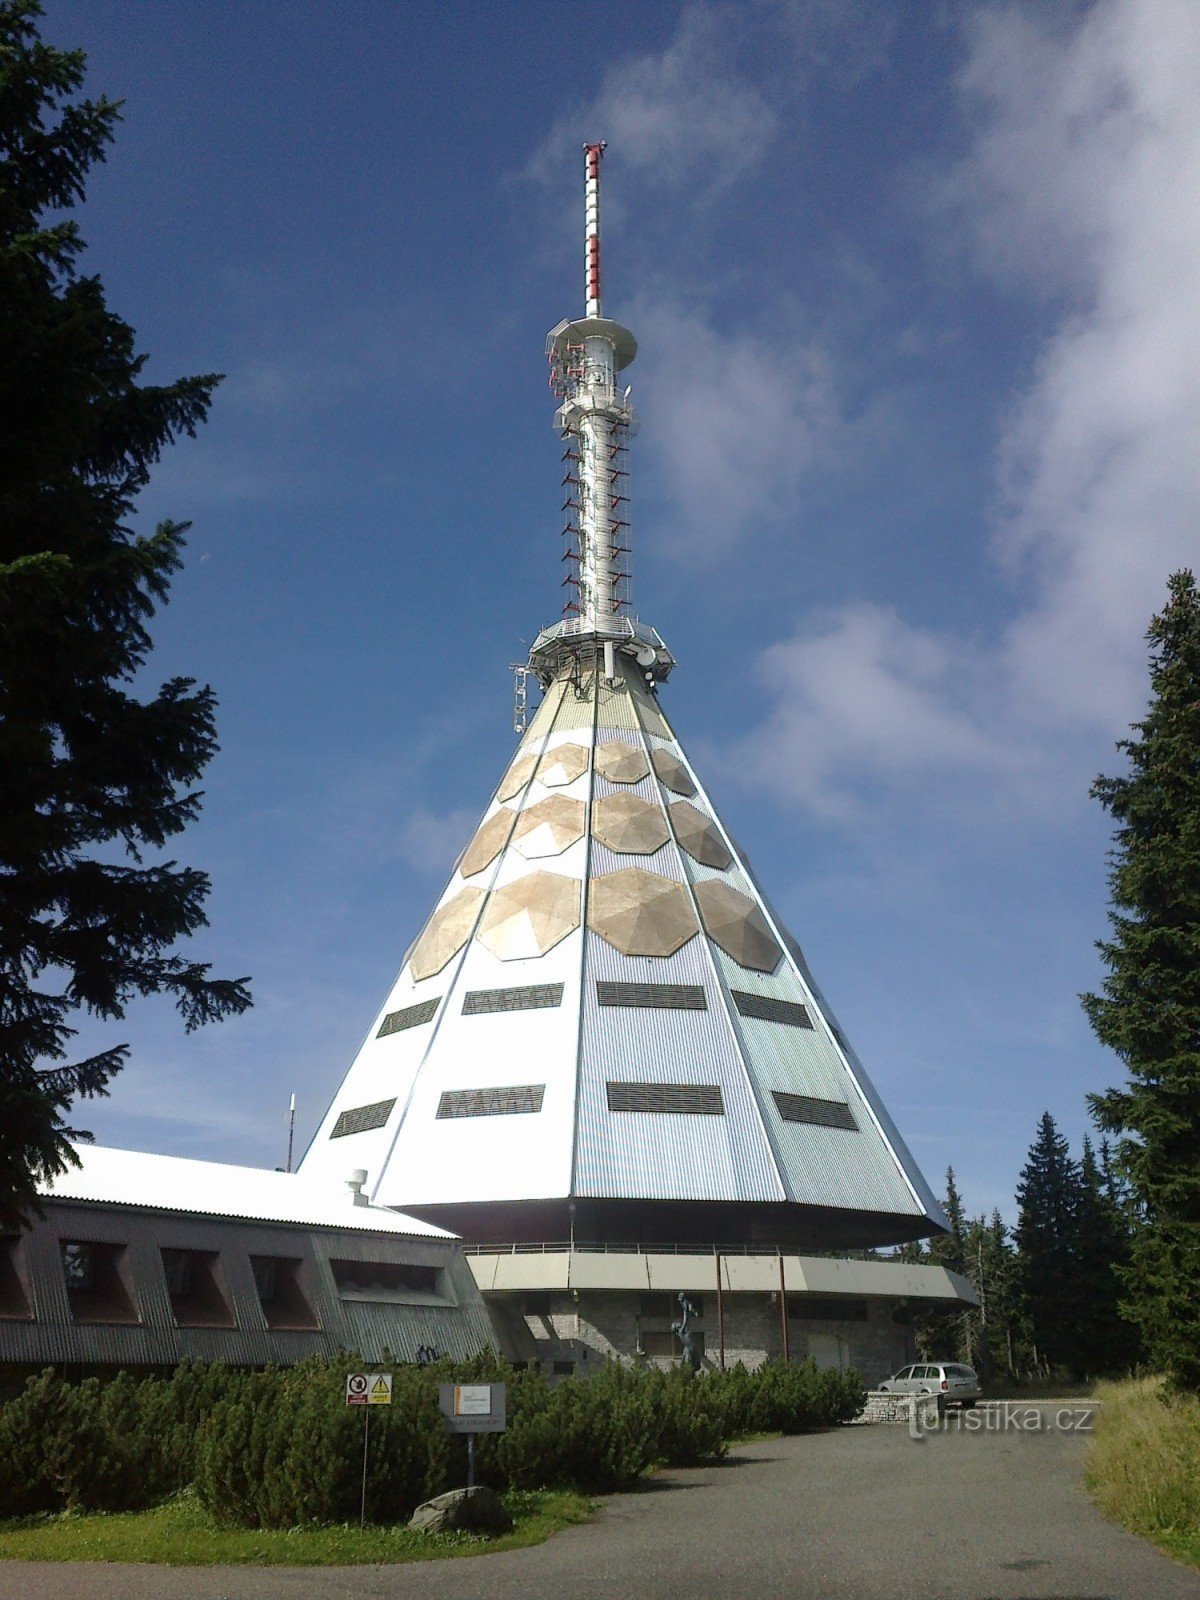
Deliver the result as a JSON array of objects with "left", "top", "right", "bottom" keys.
[
  {"left": 436, "top": 1085, "right": 546, "bottom": 1118},
  {"left": 772, "top": 1091, "right": 858, "bottom": 1131},
  {"left": 331, "top": 1098, "right": 397, "bottom": 1138},
  {"left": 731, "top": 991, "right": 813, "bottom": 1028},
  {"left": 377, "top": 998, "right": 440, "bottom": 1038},
  {"left": 596, "top": 981, "right": 707, "bottom": 1010},
  {"left": 606, "top": 1081, "right": 724, "bottom": 1115},
  {"left": 463, "top": 983, "right": 565, "bottom": 1015}
]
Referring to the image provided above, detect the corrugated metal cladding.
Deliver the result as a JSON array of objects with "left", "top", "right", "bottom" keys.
[
  {"left": 377, "top": 997, "right": 440, "bottom": 1037},
  {"left": 576, "top": 931, "right": 784, "bottom": 1203},
  {"left": 1, "top": 1202, "right": 493, "bottom": 1368},
  {"left": 330, "top": 1099, "right": 396, "bottom": 1138},
  {"left": 462, "top": 983, "right": 564, "bottom": 1015},
  {"left": 435, "top": 1085, "right": 546, "bottom": 1118}
]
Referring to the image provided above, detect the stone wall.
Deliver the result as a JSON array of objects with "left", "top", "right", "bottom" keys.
[{"left": 493, "top": 1290, "right": 916, "bottom": 1382}]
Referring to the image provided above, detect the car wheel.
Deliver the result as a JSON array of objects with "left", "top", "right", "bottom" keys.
[{"left": 878, "top": 1385, "right": 890, "bottom": 1392}]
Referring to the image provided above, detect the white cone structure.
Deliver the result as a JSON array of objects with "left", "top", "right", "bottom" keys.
[
  {"left": 302, "top": 656, "right": 945, "bottom": 1247},
  {"left": 300, "top": 146, "right": 945, "bottom": 1250}
]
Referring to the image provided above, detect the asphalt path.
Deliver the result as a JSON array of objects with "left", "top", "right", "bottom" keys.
[{"left": 2, "top": 1406, "right": 1198, "bottom": 1600}]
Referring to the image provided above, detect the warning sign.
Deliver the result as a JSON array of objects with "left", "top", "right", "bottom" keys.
[{"left": 345, "top": 1372, "right": 392, "bottom": 1406}]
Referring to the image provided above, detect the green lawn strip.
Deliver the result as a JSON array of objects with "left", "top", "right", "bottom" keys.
[{"left": 0, "top": 1488, "right": 592, "bottom": 1566}]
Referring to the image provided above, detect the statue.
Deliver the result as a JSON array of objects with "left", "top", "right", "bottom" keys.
[{"left": 672, "top": 1292, "right": 701, "bottom": 1370}]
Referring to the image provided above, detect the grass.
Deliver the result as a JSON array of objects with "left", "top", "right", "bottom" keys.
[
  {"left": 1085, "top": 1375, "right": 1200, "bottom": 1570},
  {"left": 0, "top": 1487, "right": 592, "bottom": 1566}
]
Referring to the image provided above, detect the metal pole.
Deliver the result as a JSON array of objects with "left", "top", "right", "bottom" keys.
[
  {"left": 467, "top": 1432, "right": 476, "bottom": 1490},
  {"left": 715, "top": 1250, "right": 725, "bottom": 1370},
  {"left": 359, "top": 1406, "right": 370, "bottom": 1532},
  {"left": 285, "top": 1092, "right": 296, "bottom": 1173},
  {"left": 778, "top": 1253, "right": 790, "bottom": 1362}
]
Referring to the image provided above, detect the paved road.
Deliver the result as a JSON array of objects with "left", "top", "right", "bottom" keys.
[{"left": 2, "top": 1409, "right": 1198, "bottom": 1600}]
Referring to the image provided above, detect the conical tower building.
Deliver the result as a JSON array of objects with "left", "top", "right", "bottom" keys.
[{"left": 301, "top": 146, "right": 946, "bottom": 1256}]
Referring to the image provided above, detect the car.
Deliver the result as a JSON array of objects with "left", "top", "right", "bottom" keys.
[{"left": 877, "top": 1362, "right": 982, "bottom": 1406}]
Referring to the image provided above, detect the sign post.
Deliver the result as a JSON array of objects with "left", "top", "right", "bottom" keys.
[
  {"left": 437, "top": 1383, "right": 507, "bottom": 1489},
  {"left": 346, "top": 1371, "right": 392, "bottom": 1530}
]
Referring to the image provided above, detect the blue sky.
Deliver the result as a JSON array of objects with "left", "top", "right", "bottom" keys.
[{"left": 43, "top": 0, "right": 1199, "bottom": 1224}]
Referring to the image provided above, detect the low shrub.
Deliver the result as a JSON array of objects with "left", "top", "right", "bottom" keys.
[{"left": 497, "top": 1360, "right": 657, "bottom": 1493}]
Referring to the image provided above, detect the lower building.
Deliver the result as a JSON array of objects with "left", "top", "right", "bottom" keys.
[
  {"left": 0, "top": 1145, "right": 493, "bottom": 1385},
  {"left": 468, "top": 1247, "right": 976, "bottom": 1384}
]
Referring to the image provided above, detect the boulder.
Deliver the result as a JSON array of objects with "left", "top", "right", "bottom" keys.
[{"left": 409, "top": 1485, "right": 514, "bottom": 1536}]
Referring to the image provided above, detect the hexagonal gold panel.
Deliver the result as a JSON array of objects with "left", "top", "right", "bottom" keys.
[
  {"left": 496, "top": 750, "right": 538, "bottom": 803},
  {"left": 594, "top": 741, "right": 650, "bottom": 785},
  {"left": 588, "top": 867, "right": 699, "bottom": 958},
  {"left": 695, "top": 880, "right": 782, "bottom": 973},
  {"left": 652, "top": 747, "right": 696, "bottom": 796},
  {"left": 591, "top": 793, "right": 669, "bottom": 856},
  {"left": 670, "top": 800, "right": 733, "bottom": 870},
  {"left": 409, "top": 886, "right": 486, "bottom": 981},
  {"left": 477, "top": 871, "right": 582, "bottom": 961},
  {"left": 512, "top": 794, "right": 585, "bottom": 859},
  {"left": 538, "top": 742, "right": 590, "bottom": 788},
  {"left": 460, "top": 809, "right": 514, "bottom": 877}
]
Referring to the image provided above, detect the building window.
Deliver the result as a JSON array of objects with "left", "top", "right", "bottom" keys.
[
  {"left": 436, "top": 1085, "right": 545, "bottom": 1118},
  {"left": 160, "top": 1248, "right": 234, "bottom": 1328},
  {"left": 59, "top": 1240, "right": 139, "bottom": 1325},
  {"left": 250, "top": 1255, "right": 319, "bottom": 1331},
  {"left": 0, "top": 1237, "right": 31, "bottom": 1320},
  {"left": 730, "top": 990, "right": 812, "bottom": 1028},
  {"left": 329, "top": 1259, "right": 445, "bottom": 1303},
  {"left": 330, "top": 1098, "right": 396, "bottom": 1138},
  {"left": 787, "top": 1297, "right": 869, "bottom": 1322},
  {"left": 596, "top": 981, "right": 707, "bottom": 1010},
  {"left": 607, "top": 1082, "right": 724, "bottom": 1115},
  {"left": 462, "top": 983, "right": 564, "bottom": 1014},
  {"left": 639, "top": 1293, "right": 703, "bottom": 1319},
  {"left": 772, "top": 1091, "right": 858, "bottom": 1131},
  {"left": 377, "top": 998, "right": 440, "bottom": 1037},
  {"left": 551, "top": 1360, "right": 575, "bottom": 1376}
]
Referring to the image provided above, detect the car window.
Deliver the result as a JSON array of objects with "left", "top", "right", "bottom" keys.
[
  {"left": 915, "top": 1366, "right": 933, "bottom": 1379},
  {"left": 895, "top": 1367, "right": 912, "bottom": 1380}
]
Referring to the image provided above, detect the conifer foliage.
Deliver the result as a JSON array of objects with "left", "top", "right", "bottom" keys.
[
  {"left": 1085, "top": 570, "right": 1200, "bottom": 1393},
  {"left": 0, "top": 2, "right": 250, "bottom": 1224}
]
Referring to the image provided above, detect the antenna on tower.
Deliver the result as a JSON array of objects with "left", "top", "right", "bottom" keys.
[
  {"left": 285, "top": 1092, "right": 296, "bottom": 1173},
  {"left": 584, "top": 140, "right": 605, "bottom": 317}
]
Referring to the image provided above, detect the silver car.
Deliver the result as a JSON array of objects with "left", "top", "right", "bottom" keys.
[{"left": 877, "top": 1362, "right": 982, "bottom": 1406}]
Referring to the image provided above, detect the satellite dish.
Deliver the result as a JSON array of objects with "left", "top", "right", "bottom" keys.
[{"left": 635, "top": 645, "right": 657, "bottom": 668}]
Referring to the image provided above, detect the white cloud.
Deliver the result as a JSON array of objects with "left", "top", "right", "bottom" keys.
[
  {"left": 526, "top": 7, "right": 777, "bottom": 194},
  {"left": 632, "top": 298, "right": 864, "bottom": 560},
  {"left": 734, "top": 0, "right": 1200, "bottom": 820}
]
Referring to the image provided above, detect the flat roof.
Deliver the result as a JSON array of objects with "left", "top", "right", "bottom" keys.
[{"left": 40, "top": 1144, "right": 455, "bottom": 1239}]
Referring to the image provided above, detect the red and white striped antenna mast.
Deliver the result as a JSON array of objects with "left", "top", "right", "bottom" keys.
[{"left": 532, "top": 145, "right": 674, "bottom": 696}]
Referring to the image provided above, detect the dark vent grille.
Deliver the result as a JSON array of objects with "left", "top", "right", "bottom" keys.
[
  {"left": 772, "top": 1091, "right": 858, "bottom": 1131},
  {"left": 606, "top": 1081, "right": 724, "bottom": 1115},
  {"left": 331, "top": 1098, "right": 396, "bottom": 1138},
  {"left": 731, "top": 990, "right": 812, "bottom": 1028},
  {"left": 377, "top": 998, "right": 439, "bottom": 1038},
  {"left": 436, "top": 1085, "right": 545, "bottom": 1119},
  {"left": 596, "top": 981, "right": 708, "bottom": 1011},
  {"left": 463, "top": 983, "right": 564, "bottom": 1015}
]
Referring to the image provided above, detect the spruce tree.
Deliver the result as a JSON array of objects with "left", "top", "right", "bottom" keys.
[
  {"left": 1084, "top": 569, "right": 1200, "bottom": 1392},
  {"left": 1071, "top": 1136, "right": 1140, "bottom": 1375},
  {"left": 1014, "top": 1112, "right": 1079, "bottom": 1375},
  {"left": 0, "top": 1, "right": 250, "bottom": 1224}
]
